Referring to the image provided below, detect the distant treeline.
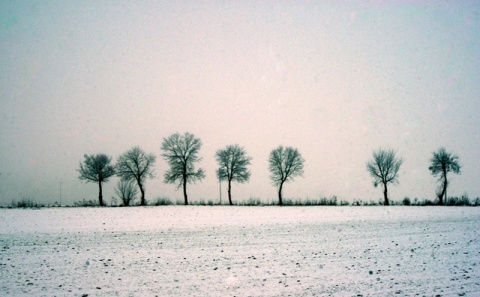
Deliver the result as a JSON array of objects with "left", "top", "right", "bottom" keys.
[{"left": 75, "top": 132, "right": 468, "bottom": 207}]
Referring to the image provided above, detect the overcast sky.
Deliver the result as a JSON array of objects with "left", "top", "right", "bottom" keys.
[{"left": 1, "top": 1, "right": 479, "bottom": 205}]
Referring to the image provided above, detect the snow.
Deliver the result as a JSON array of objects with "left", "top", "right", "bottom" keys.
[{"left": 1, "top": 206, "right": 479, "bottom": 296}]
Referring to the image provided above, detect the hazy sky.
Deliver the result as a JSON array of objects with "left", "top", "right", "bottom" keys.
[{"left": 1, "top": 1, "right": 479, "bottom": 205}]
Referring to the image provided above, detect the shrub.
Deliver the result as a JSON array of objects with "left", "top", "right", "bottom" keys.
[
  {"left": 281, "top": 199, "right": 297, "bottom": 206},
  {"left": 446, "top": 193, "right": 471, "bottom": 206},
  {"left": 402, "top": 197, "right": 411, "bottom": 206},
  {"left": 152, "top": 197, "right": 174, "bottom": 206},
  {"left": 236, "top": 197, "right": 264, "bottom": 206},
  {"left": 191, "top": 199, "right": 218, "bottom": 206},
  {"left": 10, "top": 197, "right": 44, "bottom": 208},
  {"left": 422, "top": 199, "right": 436, "bottom": 206},
  {"left": 472, "top": 197, "right": 480, "bottom": 206},
  {"left": 350, "top": 199, "right": 383, "bottom": 206},
  {"left": 281, "top": 196, "right": 338, "bottom": 206},
  {"left": 73, "top": 199, "right": 99, "bottom": 207},
  {"left": 115, "top": 180, "right": 138, "bottom": 206},
  {"left": 352, "top": 199, "right": 362, "bottom": 206},
  {"left": 318, "top": 196, "right": 338, "bottom": 206}
]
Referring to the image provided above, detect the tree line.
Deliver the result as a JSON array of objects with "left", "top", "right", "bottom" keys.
[{"left": 78, "top": 132, "right": 461, "bottom": 206}]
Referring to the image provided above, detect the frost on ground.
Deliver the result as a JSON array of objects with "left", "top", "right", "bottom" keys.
[{"left": 0, "top": 206, "right": 479, "bottom": 296}]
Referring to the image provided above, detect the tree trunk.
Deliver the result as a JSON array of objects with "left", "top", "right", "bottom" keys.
[
  {"left": 138, "top": 181, "right": 145, "bottom": 206},
  {"left": 441, "top": 170, "right": 448, "bottom": 205},
  {"left": 444, "top": 180, "right": 447, "bottom": 205},
  {"left": 183, "top": 177, "right": 188, "bottom": 205},
  {"left": 98, "top": 181, "right": 104, "bottom": 206},
  {"left": 383, "top": 182, "right": 389, "bottom": 206},
  {"left": 228, "top": 179, "right": 232, "bottom": 205},
  {"left": 278, "top": 182, "right": 284, "bottom": 206}
]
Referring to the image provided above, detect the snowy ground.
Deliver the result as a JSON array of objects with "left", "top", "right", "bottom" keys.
[{"left": 1, "top": 206, "right": 479, "bottom": 296}]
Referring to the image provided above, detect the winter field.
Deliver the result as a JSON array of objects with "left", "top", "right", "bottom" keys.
[{"left": 0, "top": 207, "right": 479, "bottom": 296}]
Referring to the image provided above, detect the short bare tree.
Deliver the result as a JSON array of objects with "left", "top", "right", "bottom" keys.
[
  {"left": 215, "top": 144, "right": 252, "bottom": 205},
  {"left": 428, "top": 147, "right": 461, "bottom": 205},
  {"left": 116, "top": 146, "right": 156, "bottom": 206},
  {"left": 161, "top": 132, "right": 205, "bottom": 205},
  {"left": 269, "top": 146, "right": 305, "bottom": 206},
  {"left": 78, "top": 154, "right": 116, "bottom": 206},
  {"left": 366, "top": 149, "right": 403, "bottom": 206},
  {"left": 115, "top": 179, "right": 138, "bottom": 206}
]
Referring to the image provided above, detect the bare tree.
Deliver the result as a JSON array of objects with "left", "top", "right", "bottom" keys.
[
  {"left": 366, "top": 149, "right": 403, "bottom": 206},
  {"left": 77, "top": 154, "right": 116, "bottom": 206},
  {"left": 215, "top": 144, "right": 252, "bottom": 205},
  {"left": 115, "top": 179, "right": 138, "bottom": 206},
  {"left": 428, "top": 147, "right": 461, "bottom": 205},
  {"left": 161, "top": 132, "right": 205, "bottom": 205},
  {"left": 269, "top": 146, "right": 305, "bottom": 206},
  {"left": 116, "top": 146, "right": 156, "bottom": 206}
]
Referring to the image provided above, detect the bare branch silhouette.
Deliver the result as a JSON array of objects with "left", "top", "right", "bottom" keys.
[
  {"left": 215, "top": 144, "right": 252, "bottom": 205},
  {"left": 269, "top": 146, "right": 305, "bottom": 206},
  {"left": 116, "top": 146, "right": 156, "bottom": 206},
  {"left": 115, "top": 179, "right": 138, "bottom": 206},
  {"left": 161, "top": 132, "right": 205, "bottom": 205},
  {"left": 366, "top": 148, "right": 403, "bottom": 206},
  {"left": 77, "top": 154, "right": 116, "bottom": 206},
  {"left": 428, "top": 147, "right": 461, "bottom": 205}
]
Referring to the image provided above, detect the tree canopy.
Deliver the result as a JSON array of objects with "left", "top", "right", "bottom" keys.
[
  {"left": 268, "top": 146, "right": 304, "bottom": 205},
  {"left": 215, "top": 144, "right": 252, "bottom": 205},
  {"left": 78, "top": 153, "right": 116, "bottom": 206},
  {"left": 116, "top": 146, "right": 156, "bottom": 206},
  {"left": 161, "top": 132, "right": 205, "bottom": 205},
  {"left": 428, "top": 147, "right": 461, "bottom": 205},
  {"left": 366, "top": 148, "right": 402, "bottom": 206}
]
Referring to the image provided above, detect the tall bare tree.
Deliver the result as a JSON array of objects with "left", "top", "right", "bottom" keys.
[
  {"left": 269, "top": 146, "right": 305, "bottom": 206},
  {"left": 161, "top": 132, "right": 205, "bottom": 205},
  {"left": 215, "top": 144, "right": 252, "bottom": 205},
  {"left": 78, "top": 154, "right": 116, "bottom": 206},
  {"left": 428, "top": 147, "right": 461, "bottom": 205},
  {"left": 115, "top": 179, "right": 138, "bottom": 206},
  {"left": 366, "top": 149, "right": 403, "bottom": 206},
  {"left": 116, "top": 146, "right": 156, "bottom": 206}
]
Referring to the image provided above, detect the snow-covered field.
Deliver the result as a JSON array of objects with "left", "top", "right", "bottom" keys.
[{"left": 1, "top": 206, "right": 479, "bottom": 296}]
